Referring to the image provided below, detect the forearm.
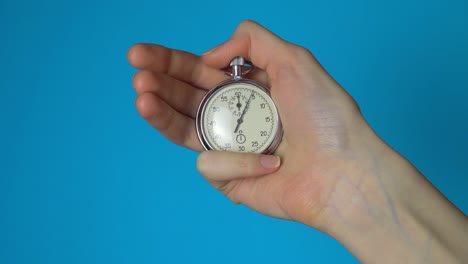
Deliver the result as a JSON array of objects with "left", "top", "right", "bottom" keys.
[{"left": 320, "top": 132, "right": 468, "bottom": 263}]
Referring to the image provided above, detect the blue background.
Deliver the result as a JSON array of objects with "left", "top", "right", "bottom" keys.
[{"left": 1, "top": 0, "right": 467, "bottom": 263}]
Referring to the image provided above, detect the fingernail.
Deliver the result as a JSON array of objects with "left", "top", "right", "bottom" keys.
[
  {"left": 202, "top": 46, "right": 217, "bottom": 56},
  {"left": 202, "top": 41, "right": 225, "bottom": 56},
  {"left": 260, "top": 155, "right": 280, "bottom": 169}
]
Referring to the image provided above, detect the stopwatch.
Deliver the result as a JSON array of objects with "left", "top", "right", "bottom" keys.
[{"left": 196, "top": 57, "right": 283, "bottom": 154}]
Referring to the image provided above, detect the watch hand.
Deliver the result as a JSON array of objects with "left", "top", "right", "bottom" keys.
[
  {"left": 236, "top": 95, "right": 242, "bottom": 111},
  {"left": 234, "top": 118, "right": 243, "bottom": 134},
  {"left": 234, "top": 92, "right": 254, "bottom": 133}
]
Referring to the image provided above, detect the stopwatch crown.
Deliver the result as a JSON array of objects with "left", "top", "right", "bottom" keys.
[
  {"left": 227, "top": 56, "right": 254, "bottom": 80},
  {"left": 230, "top": 56, "right": 246, "bottom": 67}
]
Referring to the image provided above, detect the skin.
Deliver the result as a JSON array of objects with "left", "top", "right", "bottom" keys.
[{"left": 127, "top": 20, "right": 468, "bottom": 263}]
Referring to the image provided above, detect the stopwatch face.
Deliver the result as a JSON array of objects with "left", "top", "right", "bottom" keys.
[{"left": 196, "top": 80, "right": 282, "bottom": 154}]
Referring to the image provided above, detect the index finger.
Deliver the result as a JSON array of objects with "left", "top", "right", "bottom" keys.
[
  {"left": 127, "top": 44, "right": 227, "bottom": 90},
  {"left": 201, "top": 20, "right": 306, "bottom": 79}
]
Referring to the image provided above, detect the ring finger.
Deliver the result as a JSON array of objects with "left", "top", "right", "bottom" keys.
[{"left": 133, "top": 70, "right": 207, "bottom": 118}]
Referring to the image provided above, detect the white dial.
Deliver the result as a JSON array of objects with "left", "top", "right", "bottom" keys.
[{"left": 196, "top": 80, "right": 282, "bottom": 154}]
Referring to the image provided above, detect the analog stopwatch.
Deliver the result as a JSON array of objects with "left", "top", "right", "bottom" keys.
[{"left": 196, "top": 56, "right": 282, "bottom": 154}]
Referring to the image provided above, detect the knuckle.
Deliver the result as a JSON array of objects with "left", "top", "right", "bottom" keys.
[
  {"left": 236, "top": 156, "right": 256, "bottom": 175},
  {"left": 290, "top": 45, "right": 314, "bottom": 62},
  {"left": 150, "top": 72, "right": 163, "bottom": 90},
  {"left": 294, "top": 45, "right": 311, "bottom": 56},
  {"left": 182, "top": 129, "right": 197, "bottom": 150},
  {"left": 238, "top": 19, "right": 257, "bottom": 30},
  {"left": 236, "top": 158, "right": 249, "bottom": 169},
  {"left": 277, "top": 44, "right": 319, "bottom": 75},
  {"left": 159, "top": 108, "right": 175, "bottom": 131},
  {"left": 221, "top": 180, "right": 242, "bottom": 205}
]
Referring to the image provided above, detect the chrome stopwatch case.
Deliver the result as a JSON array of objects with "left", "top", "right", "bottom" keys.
[{"left": 196, "top": 56, "right": 282, "bottom": 154}]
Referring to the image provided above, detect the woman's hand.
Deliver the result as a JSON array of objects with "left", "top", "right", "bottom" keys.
[{"left": 128, "top": 21, "right": 468, "bottom": 263}]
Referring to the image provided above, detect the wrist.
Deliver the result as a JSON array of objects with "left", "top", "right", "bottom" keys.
[{"left": 315, "top": 127, "right": 468, "bottom": 263}]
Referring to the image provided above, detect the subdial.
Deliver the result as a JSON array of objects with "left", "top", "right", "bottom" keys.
[{"left": 228, "top": 94, "right": 248, "bottom": 116}]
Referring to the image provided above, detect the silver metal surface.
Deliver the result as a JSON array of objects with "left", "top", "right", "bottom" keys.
[
  {"left": 196, "top": 57, "right": 283, "bottom": 154},
  {"left": 224, "top": 56, "right": 254, "bottom": 79}
]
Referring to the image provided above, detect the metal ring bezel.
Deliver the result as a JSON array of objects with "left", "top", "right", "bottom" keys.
[{"left": 195, "top": 78, "right": 283, "bottom": 154}]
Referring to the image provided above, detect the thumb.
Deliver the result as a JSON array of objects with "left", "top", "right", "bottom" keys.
[
  {"left": 202, "top": 20, "right": 298, "bottom": 77},
  {"left": 196, "top": 151, "right": 281, "bottom": 182}
]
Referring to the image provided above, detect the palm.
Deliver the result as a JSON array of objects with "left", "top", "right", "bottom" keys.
[
  {"left": 128, "top": 40, "right": 367, "bottom": 227},
  {"left": 213, "top": 61, "right": 366, "bottom": 224},
  {"left": 128, "top": 16, "right": 372, "bottom": 228}
]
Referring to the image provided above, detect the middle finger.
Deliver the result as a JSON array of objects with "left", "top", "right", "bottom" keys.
[{"left": 133, "top": 70, "right": 206, "bottom": 118}]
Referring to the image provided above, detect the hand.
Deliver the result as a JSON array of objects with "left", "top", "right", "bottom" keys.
[
  {"left": 233, "top": 91, "right": 253, "bottom": 133},
  {"left": 236, "top": 94, "right": 242, "bottom": 111},
  {"left": 127, "top": 18, "right": 380, "bottom": 246},
  {"left": 128, "top": 21, "right": 468, "bottom": 263}
]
